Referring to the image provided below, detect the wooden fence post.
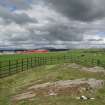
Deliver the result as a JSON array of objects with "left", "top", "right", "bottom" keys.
[
  {"left": 49, "top": 56, "right": 51, "bottom": 65},
  {"left": 34, "top": 57, "right": 36, "bottom": 67},
  {"left": 16, "top": 60, "right": 18, "bottom": 73},
  {"left": 91, "top": 58, "right": 94, "bottom": 66},
  {"left": 31, "top": 58, "right": 33, "bottom": 68},
  {"left": 43, "top": 56, "right": 44, "bottom": 65},
  {"left": 64, "top": 55, "right": 66, "bottom": 63},
  {"left": 0, "top": 61, "right": 2, "bottom": 78},
  {"left": 71, "top": 55, "right": 73, "bottom": 63},
  {"left": 35, "top": 57, "right": 37, "bottom": 66},
  {"left": 97, "top": 59, "right": 100, "bottom": 66},
  {"left": 27, "top": 58, "right": 28, "bottom": 70},
  {"left": 9, "top": 60, "right": 11, "bottom": 75},
  {"left": 38, "top": 57, "right": 40, "bottom": 66},
  {"left": 22, "top": 59, "right": 24, "bottom": 71},
  {"left": 37, "top": 57, "right": 38, "bottom": 66}
]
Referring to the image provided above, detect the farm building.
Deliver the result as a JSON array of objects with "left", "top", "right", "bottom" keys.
[
  {"left": 0, "top": 48, "right": 69, "bottom": 55},
  {"left": 17, "top": 50, "right": 49, "bottom": 54},
  {"left": 0, "top": 50, "right": 16, "bottom": 55},
  {"left": 0, "top": 49, "right": 49, "bottom": 55},
  {"left": 0, "top": 49, "right": 25, "bottom": 55}
]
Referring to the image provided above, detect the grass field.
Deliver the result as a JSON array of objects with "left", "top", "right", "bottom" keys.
[
  {"left": 0, "top": 51, "right": 70, "bottom": 78},
  {"left": 0, "top": 63, "right": 105, "bottom": 105},
  {"left": 1, "top": 49, "right": 105, "bottom": 78},
  {"left": 0, "top": 49, "right": 105, "bottom": 105},
  {"left": 0, "top": 51, "right": 67, "bottom": 61},
  {"left": 0, "top": 49, "right": 105, "bottom": 62},
  {"left": 1, "top": 49, "right": 105, "bottom": 69}
]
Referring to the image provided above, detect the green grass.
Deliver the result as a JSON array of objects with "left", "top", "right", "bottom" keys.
[
  {"left": 0, "top": 52, "right": 67, "bottom": 61},
  {"left": 0, "top": 52, "right": 69, "bottom": 78},
  {"left": 1, "top": 49, "right": 105, "bottom": 105},
  {"left": 1, "top": 49, "right": 105, "bottom": 78},
  {"left": 0, "top": 63, "right": 105, "bottom": 105},
  {"left": 1, "top": 49, "right": 105, "bottom": 65}
]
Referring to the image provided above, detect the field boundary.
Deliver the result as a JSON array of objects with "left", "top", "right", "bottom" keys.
[{"left": 0, "top": 55, "right": 104, "bottom": 78}]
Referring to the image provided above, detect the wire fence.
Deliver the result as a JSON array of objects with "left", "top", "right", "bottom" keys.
[{"left": 0, "top": 55, "right": 104, "bottom": 78}]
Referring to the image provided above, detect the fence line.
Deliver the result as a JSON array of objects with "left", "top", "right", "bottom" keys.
[{"left": 0, "top": 55, "right": 103, "bottom": 78}]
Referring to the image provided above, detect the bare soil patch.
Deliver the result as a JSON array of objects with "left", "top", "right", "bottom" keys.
[
  {"left": 62, "top": 63, "right": 105, "bottom": 73},
  {"left": 12, "top": 79, "right": 104, "bottom": 101},
  {"left": 81, "top": 66, "right": 105, "bottom": 73}
]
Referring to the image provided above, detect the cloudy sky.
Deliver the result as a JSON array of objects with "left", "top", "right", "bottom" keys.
[{"left": 0, "top": 0, "right": 105, "bottom": 49}]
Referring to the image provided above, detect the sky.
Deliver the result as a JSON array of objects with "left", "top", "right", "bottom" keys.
[{"left": 0, "top": 0, "right": 105, "bottom": 49}]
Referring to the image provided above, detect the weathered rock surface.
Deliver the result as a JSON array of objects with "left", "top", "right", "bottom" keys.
[{"left": 12, "top": 79, "right": 104, "bottom": 101}]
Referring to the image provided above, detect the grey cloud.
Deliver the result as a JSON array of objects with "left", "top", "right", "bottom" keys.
[
  {"left": 45, "top": 24, "right": 83, "bottom": 41},
  {"left": 27, "top": 21, "right": 84, "bottom": 42},
  {"left": 0, "top": 0, "right": 31, "bottom": 10},
  {"left": 87, "top": 39, "right": 103, "bottom": 41},
  {"left": 46, "top": 0, "right": 105, "bottom": 22},
  {"left": 1, "top": 0, "right": 105, "bottom": 49},
  {"left": 3, "top": 22, "right": 84, "bottom": 49},
  {"left": 0, "top": 6, "right": 36, "bottom": 24},
  {"left": 0, "top": 0, "right": 44, "bottom": 10}
]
